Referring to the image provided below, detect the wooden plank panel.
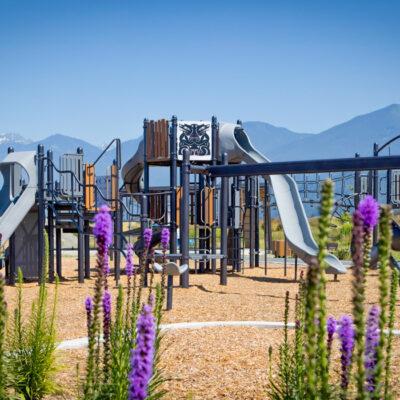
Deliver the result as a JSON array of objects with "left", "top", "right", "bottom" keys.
[
  {"left": 176, "top": 187, "right": 182, "bottom": 226},
  {"left": 111, "top": 164, "right": 118, "bottom": 211},
  {"left": 85, "top": 164, "right": 95, "bottom": 211},
  {"left": 204, "top": 187, "right": 214, "bottom": 225}
]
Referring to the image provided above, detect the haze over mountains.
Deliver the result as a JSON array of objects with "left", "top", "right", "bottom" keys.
[{"left": 1, "top": 104, "right": 400, "bottom": 174}]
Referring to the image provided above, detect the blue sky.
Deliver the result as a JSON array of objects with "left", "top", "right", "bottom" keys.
[{"left": 0, "top": 0, "right": 399, "bottom": 143}]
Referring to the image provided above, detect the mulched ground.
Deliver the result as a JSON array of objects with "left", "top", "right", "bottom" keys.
[{"left": 4, "top": 256, "right": 400, "bottom": 399}]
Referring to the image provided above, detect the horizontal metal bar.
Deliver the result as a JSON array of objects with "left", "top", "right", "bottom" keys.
[{"left": 202, "top": 156, "right": 400, "bottom": 177}]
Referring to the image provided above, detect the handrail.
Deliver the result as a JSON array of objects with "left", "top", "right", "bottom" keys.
[
  {"left": 376, "top": 134, "right": 400, "bottom": 155},
  {"left": 44, "top": 157, "right": 84, "bottom": 188},
  {"left": 87, "top": 184, "right": 139, "bottom": 218},
  {"left": 93, "top": 138, "right": 121, "bottom": 169}
]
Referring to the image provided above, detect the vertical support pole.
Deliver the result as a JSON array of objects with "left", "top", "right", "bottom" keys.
[
  {"left": 249, "top": 177, "right": 255, "bottom": 268},
  {"left": 294, "top": 255, "right": 298, "bottom": 282},
  {"left": 47, "top": 150, "right": 55, "bottom": 282},
  {"left": 7, "top": 147, "right": 15, "bottom": 285},
  {"left": 167, "top": 116, "right": 178, "bottom": 310},
  {"left": 220, "top": 153, "right": 228, "bottom": 285},
  {"left": 56, "top": 228, "right": 62, "bottom": 278},
  {"left": 354, "top": 153, "right": 361, "bottom": 209},
  {"left": 141, "top": 195, "right": 148, "bottom": 287},
  {"left": 143, "top": 119, "right": 150, "bottom": 197},
  {"left": 386, "top": 169, "right": 392, "bottom": 205},
  {"left": 77, "top": 147, "right": 84, "bottom": 284},
  {"left": 211, "top": 116, "right": 218, "bottom": 274},
  {"left": 284, "top": 235, "right": 288, "bottom": 277},
  {"left": 255, "top": 176, "right": 260, "bottom": 267},
  {"left": 84, "top": 220, "right": 90, "bottom": 278},
  {"left": 37, "top": 144, "right": 45, "bottom": 283},
  {"left": 113, "top": 160, "right": 121, "bottom": 283},
  {"left": 198, "top": 174, "right": 206, "bottom": 273},
  {"left": 180, "top": 149, "right": 190, "bottom": 288},
  {"left": 263, "top": 178, "right": 268, "bottom": 275},
  {"left": 373, "top": 143, "right": 379, "bottom": 244}
]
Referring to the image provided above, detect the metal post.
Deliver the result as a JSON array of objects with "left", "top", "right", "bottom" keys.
[
  {"left": 211, "top": 116, "right": 218, "bottom": 274},
  {"left": 263, "top": 178, "right": 268, "bottom": 275},
  {"left": 113, "top": 160, "right": 121, "bottom": 283},
  {"left": 6, "top": 147, "right": 15, "bottom": 285},
  {"left": 386, "top": 169, "right": 392, "bottom": 205},
  {"left": 180, "top": 149, "right": 190, "bottom": 288},
  {"left": 141, "top": 195, "right": 148, "bottom": 287},
  {"left": 354, "top": 153, "right": 361, "bottom": 209},
  {"left": 284, "top": 236, "right": 288, "bottom": 277},
  {"left": 220, "top": 153, "right": 228, "bottom": 285},
  {"left": 255, "top": 177, "right": 260, "bottom": 267},
  {"left": 8, "top": 234, "right": 15, "bottom": 285},
  {"left": 84, "top": 220, "right": 90, "bottom": 278},
  {"left": 294, "top": 255, "right": 298, "bottom": 282},
  {"left": 37, "top": 144, "right": 45, "bottom": 283},
  {"left": 47, "top": 150, "right": 55, "bottom": 282},
  {"left": 56, "top": 228, "right": 62, "bottom": 278},
  {"left": 76, "top": 147, "right": 84, "bottom": 283},
  {"left": 249, "top": 177, "right": 255, "bottom": 268},
  {"left": 167, "top": 116, "right": 178, "bottom": 310},
  {"left": 373, "top": 143, "right": 379, "bottom": 243}
]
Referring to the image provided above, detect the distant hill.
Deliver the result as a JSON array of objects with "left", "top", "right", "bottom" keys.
[
  {"left": 1, "top": 104, "right": 400, "bottom": 178},
  {"left": 269, "top": 104, "right": 400, "bottom": 161}
]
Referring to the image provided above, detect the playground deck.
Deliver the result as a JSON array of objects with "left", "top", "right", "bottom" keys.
[{"left": 4, "top": 258, "right": 400, "bottom": 399}]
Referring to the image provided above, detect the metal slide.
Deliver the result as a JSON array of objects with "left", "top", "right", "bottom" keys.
[
  {"left": 0, "top": 151, "right": 37, "bottom": 244},
  {"left": 122, "top": 122, "right": 347, "bottom": 274},
  {"left": 219, "top": 123, "right": 346, "bottom": 274}
]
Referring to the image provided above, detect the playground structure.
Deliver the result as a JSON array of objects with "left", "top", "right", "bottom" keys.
[{"left": 1, "top": 116, "right": 400, "bottom": 309}]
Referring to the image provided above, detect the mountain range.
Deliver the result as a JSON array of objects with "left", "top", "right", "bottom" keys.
[{"left": 1, "top": 104, "right": 400, "bottom": 176}]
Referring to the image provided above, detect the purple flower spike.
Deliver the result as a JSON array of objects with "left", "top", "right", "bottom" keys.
[
  {"left": 365, "top": 305, "right": 380, "bottom": 393},
  {"left": 126, "top": 243, "right": 134, "bottom": 277},
  {"left": 143, "top": 228, "right": 153, "bottom": 249},
  {"left": 358, "top": 195, "right": 379, "bottom": 230},
  {"left": 85, "top": 296, "right": 93, "bottom": 313},
  {"left": 327, "top": 316, "right": 337, "bottom": 356},
  {"left": 161, "top": 228, "right": 170, "bottom": 250},
  {"left": 93, "top": 205, "right": 113, "bottom": 255},
  {"left": 338, "top": 315, "right": 355, "bottom": 390},
  {"left": 128, "top": 303, "right": 156, "bottom": 400},
  {"left": 102, "top": 290, "right": 112, "bottom": 318}
]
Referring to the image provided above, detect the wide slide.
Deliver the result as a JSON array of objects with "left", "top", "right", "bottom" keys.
[
  {"left": 218, "top": 123, "right": 346, "bottom": 274},
  {"left": 0, "top": 151, "right": 37, "bottom": 244}
]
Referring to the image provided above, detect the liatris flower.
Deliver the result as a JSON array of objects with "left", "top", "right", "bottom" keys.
[
  {"left": 373, "top": 205, "right": 392, "bottom": 399},
  {"left": 351, "top": 210, "right": 367, "bottom": 398},
  {"left": 93, "top": 205, "right": 113, "bottom": 255},
  {"left": 316, "top": 180, "right": 333, "bottom": 398},
  {"left": 365, "top": 305, "right": 380, "bottom": 393},
  {"left": 327, "top": 316, "right": 337, "bottom": 361},
  {"left": 128, "top": 303, "right": 156, "bottom": 400},
  {"left": 126, "top": 244, "right": 134, "bottom": 278},
  {"left": 143, "top": 228, "right": 152, "bottom": 249},
  {"left": 102, "top": 290, "right": 112, "bottom": 377},
  {"left": 338, "top": 315, "right": 355, "bottom": 392},
  {"left": 358, "top": 195, "right": 379, "bottom": 231},
  {"left": 161, "top": 227, "right": 170, "bottom": 250},
  {"left": 358, "top": 196, "right": 379, "bottom": 271},
  {"left": 85, "top": 296, "right": 93, "bottom": 333},
  {"left": 384, "top": 268, "right": 399, "bottom": 398}
]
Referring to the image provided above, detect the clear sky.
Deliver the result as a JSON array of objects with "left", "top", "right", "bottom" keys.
[{"left": 0, "top": 0, "right": 399, "bottom": 143}]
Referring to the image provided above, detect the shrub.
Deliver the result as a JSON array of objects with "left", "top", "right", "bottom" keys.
[{"left": 6, "top": 230, "right": 59, "bottom": 399}]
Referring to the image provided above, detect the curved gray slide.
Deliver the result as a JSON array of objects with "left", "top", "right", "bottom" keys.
[
  {"left": 0, "top": 151, "right": 37, "bottom": 244},
  {"left": 218, "top": 123, "right": 346, "bottom": 274},
  {"left": 122, "top": 121, "right": 346, "bottom": 274}
]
